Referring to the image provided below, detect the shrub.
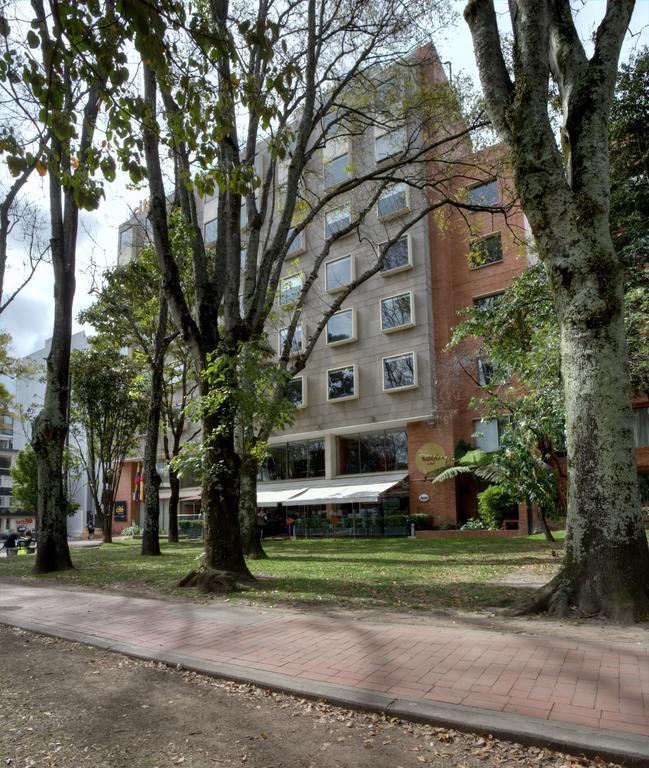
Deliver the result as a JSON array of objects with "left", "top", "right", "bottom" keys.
[
  {"left": 460, "top": 517, "right": 489, "bottom": 531},
  {"left": 178, "top": 519, "right": 203, "bottom": 530},
  {"left": 407, "top": 513, "right": 434, "bottom": 530},
  {"left": 121, "top": 524, "right": 142, "bottom": 537},
  {"left": 478, "top": 485, "right": 518, "bottom": 529}
]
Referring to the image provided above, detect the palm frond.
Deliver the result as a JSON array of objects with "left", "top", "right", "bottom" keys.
[{"left": 429, "top": 465, "right": 475, "bottom": 483}]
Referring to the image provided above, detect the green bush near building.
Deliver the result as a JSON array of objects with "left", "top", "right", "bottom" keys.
[{"left": 477, "top": 485, "right": 518, "bottom": 529}]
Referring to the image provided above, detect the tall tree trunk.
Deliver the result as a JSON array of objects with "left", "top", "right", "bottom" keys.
[
  {"left": 101, "top": 479, "right": 113, "bottom": 544},
  {"left": 518, "top": 237, "right": 649, "bottom": 620},
  {"left": 32, "top": 164, "right": 76, "bottom": 574},
  {"left": 538, "top": 508, "right": 555, "bottom": 543},
  {"left": 547, "top": 300, "right": 648, "bottom": 617},
  {"left": 167, "top": 465, "right": 180, "bottom": 544},
  {"left": 240, "top": 458, "right": 267, "bottom": 559},
  {"left": 141, "top": 292, "right": 169, "bottom": 557},
  {"left": 465, "top": 0, "right": 648, "bottom": 620},
  {"left": 201, "top": 407, "right": 252, "bottom": 578}
]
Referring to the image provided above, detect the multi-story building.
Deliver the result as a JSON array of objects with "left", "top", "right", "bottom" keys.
[
  {"left": 112, "top": 48, "right": 649, "bottom": 537},
  {"left": 0, "top": 401, "right": 20, "bottom": 534}
]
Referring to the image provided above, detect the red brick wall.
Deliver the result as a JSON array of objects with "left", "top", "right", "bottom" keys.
[
  {"left": 416, "top": 529, "right": 524, "bottom": 539},
  {"left": 407, "top": 421, "right": 457, "bottom": 527},
  {"left": 113, "top": 460, "right": 140, "bottom": 534},
  {"left": 426, "top": 153, "right": 528, "bottom": 526}
]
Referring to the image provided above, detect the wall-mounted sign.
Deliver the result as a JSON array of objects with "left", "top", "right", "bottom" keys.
[
  {"left": 418, "top": 493, "right": 430, "bottom": 503},
  {"left": 113, "top": 500, "right": 128, "bottom": 522},
  {"left": 415, "top": 442, "right": 448, "bottom": 475}
]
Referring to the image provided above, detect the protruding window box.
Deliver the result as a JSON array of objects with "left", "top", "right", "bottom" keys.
[
  {"left": 380, "top": 234, "right": 412, "bottom": 275},
  {"left": 326, "top": 309, "right": 356, "bottom": 347},
  {"left": 382, "top": 352, "right": 417, "bottom": 392},
  {"left": 377, "top": 182, "right": 409, "bottom": 221},
  {"left": 380, "top": 291, "right": 414, "bottom": 333},
  {"left": 286, "top": 376, "right": 306, "bottom": 409},
  {"left": 325, "top": 254, "right": 354, "bottom": 293},
  {"left": 278, "top": 324, "right": 304, "bottom": 357},
  {"left": 324, "top": 204, "right": 352, "bottom": 238},
  {"left": 326, "top": 364, "right": 357, "bottom": 402}
]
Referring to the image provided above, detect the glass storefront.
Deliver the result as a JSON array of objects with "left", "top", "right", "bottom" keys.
[
  {"left": 259, "top": 439, "right": 325, "bottom": 481},
  {"left": 287, "top": 496, "right": 410, "bottom": 538}
]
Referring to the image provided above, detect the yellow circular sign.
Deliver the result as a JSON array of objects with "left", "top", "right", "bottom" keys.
[{"left": 415, "top": 442, "right": 448, "bottom": 475}]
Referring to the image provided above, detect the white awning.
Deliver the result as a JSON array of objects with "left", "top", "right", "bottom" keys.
[
  {"left": 279, "top": 472, "right": 408, "bottom": 506},
  {"left": 257, "top": 488, "right": 308, "bottom": 507}
]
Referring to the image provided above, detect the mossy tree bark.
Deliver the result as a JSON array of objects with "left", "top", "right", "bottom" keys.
[
  {"left": 466, "top": 0, "right": 649, "bottom": 620},
  {"left": 240, "top": 457, "right": 267, "bottom": 559}
]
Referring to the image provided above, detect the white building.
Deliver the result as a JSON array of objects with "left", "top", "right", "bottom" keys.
[{"left": 12, "top": 330, "right": 92, "bottom": 537}]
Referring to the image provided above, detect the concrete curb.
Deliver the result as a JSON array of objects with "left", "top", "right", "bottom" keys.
[{"left": 2, "top": 614, "right": 648, "bottom": 766}]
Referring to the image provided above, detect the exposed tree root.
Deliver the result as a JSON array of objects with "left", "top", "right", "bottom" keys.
[
  {"left": 243, "top": 545, "right": 269, "bottom": 560},
  {"left": 507, "top": 566, "right": 649, "bottom": 623},
  {"left": 506, "top": 571, "right": 570, "bottom": 617},
  {"left": 177, "top": 567, "right": 255, "bottom": 593}
]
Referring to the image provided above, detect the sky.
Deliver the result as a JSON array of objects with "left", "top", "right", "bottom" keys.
[{"left": 1, "top": 0, "right": 647, "bottom": 358}]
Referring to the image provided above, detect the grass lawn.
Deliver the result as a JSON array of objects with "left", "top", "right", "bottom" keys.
[{"left": 0, "top": 534, "right": 564, "bottom": 613}]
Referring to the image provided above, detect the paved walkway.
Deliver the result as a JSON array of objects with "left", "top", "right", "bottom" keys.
[{"left": 1, "top": 583, "right": 648, "bottom": 764}]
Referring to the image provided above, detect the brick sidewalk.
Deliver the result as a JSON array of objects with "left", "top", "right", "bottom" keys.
[{"left": 1, "top": 583, "right": 647, "bottom": 749}]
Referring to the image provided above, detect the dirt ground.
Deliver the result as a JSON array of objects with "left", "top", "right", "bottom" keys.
[{"left": 0, "top": 625, "right": 626, "bottom": 768}]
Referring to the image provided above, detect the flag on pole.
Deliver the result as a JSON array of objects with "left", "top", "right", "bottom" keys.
[{"left": 133, "top": 463, "right": 144, "bottom": 502}]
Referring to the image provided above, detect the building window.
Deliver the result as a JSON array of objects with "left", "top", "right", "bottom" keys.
[
  {"left": 324, "top": 204, "right": 351, "bottom": 238},
  {"left": 203, "top": 187, "right": 218, "bottom": 203},
  {"left": 383, "top": 352, "right": 417, "bottom": 391},
  {"left": 279, "top": 325, "right": 304, "bottom": 356},
  {"left": 381, "top": 235, "right": 411, "bottom": 274},
  {"left": 279, "top": 274, "right": 303, "bottom": 307},
  {"left": 327, "top": 309, "right": 355, "bottom": 346},
  {"left": 469, "top": 232, "right": 502, "bottom": 268},
  {"left": 377, "top": 182, "right": 408, "bottom": 220},
  {"left": 0, "top": 414, "right": 13, "bottom": 437},
  {"left": 325, "top": 254, "right": 353, "bottom": 292},
  {"left": 204, "top": 218, "right": 218, "bottom": 245},
  {"left": 119, "top": 227, "right": 135, "bottom": 252},
  {"left": 633, "top": 407, "right": 649, "bottom": 447},
  {"left": 323, "top": 134, "right": 350, "bottom": 189},
  {"left": 374, "top": 125, "right": 405, "bottom": 163},
  {"left": 473, "top": 418, "right": 508, "bottom": 452},
  {"left": 286, "top": 377, "right": 306, "bottom": 409},
  {"left": 477, "top": 356, "right": 495, "bottom": 386},
  {"left": 286, "top": 228, "right": 305, "bottom": 257},
  {"left": 468, "top": 179, "right": 498, "bottom": 207},
  {"left": 259, "top": 438, "right": 324, "bottom": 480},
  {"left": 327, "top": 365, "right": 357, "bottom": 401},
  {"left": 473, "top": 292, "right": 504, "bottom": 311},
  {"left": 338, "top": 429, "right": 408, "bottom": 475},
  {"left": 380, "top": 291, "right": 413, "bottom": 333}
]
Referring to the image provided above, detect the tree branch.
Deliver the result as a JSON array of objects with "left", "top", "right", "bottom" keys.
[{"left": 464, "top": 0, "right": 514, "bottom": 140}]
